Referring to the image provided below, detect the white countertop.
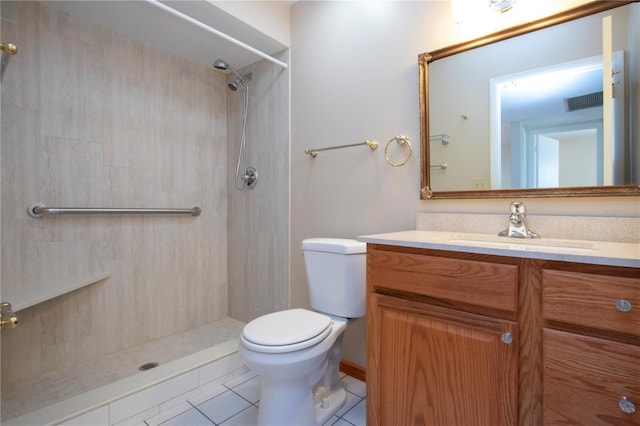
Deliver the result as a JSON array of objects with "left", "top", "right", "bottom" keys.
[{"left": 358, "top": 230, "right": 640, "bottom": 268}]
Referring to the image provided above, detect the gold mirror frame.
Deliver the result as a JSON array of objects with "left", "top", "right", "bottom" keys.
[{"left": 419, "top": 0, "right": 640, "bottom": 200}]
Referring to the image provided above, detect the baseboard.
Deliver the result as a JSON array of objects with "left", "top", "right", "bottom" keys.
[{"left": 339, "top": 359, "right": 366, "bottom": 382}]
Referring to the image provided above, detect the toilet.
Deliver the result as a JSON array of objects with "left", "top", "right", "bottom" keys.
[{"left": 239, "top": 238, "right": 366, "bottom": 426}]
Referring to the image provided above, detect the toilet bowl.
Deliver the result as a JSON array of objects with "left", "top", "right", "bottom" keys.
[
  {"left": 239, "top": 311, "right": 348, "bottom": 425},
  {"left": 239, "top": 238, "right": 366, "bottom": 426}
]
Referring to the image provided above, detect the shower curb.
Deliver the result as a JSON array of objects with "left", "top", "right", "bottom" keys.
[{"left": 3, "top": 339, "right": 243, "bottom": 426}]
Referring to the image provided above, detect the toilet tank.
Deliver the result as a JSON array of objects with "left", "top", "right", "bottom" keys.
[{"left": 302, "top": 238, "right": 366, "bottom": 318}]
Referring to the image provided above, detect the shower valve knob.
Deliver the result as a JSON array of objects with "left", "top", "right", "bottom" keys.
[{"left": 243, "top": 167, "right": 258, "bottom": 189}]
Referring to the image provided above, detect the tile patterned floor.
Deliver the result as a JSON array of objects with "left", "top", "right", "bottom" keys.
[{"left": 143, "top": 370, "right": 366, "bottom": 426}]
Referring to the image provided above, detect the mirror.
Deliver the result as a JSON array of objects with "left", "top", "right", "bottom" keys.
[{"left": 419, "top": 1, "right": 640, "bottom": 199}]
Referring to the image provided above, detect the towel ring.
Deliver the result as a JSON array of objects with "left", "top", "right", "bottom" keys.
[{"left": 384, "top": 135, "right": 412, "bottom": 167}]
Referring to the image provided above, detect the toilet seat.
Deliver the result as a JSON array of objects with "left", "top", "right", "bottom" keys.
[{"left": 241, "top": 308, "right": 333, "bottom": 354}]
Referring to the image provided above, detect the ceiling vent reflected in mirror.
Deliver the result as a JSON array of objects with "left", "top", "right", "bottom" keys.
[{"left": 564, "top": 91, "right": 603, "bottom": 112}]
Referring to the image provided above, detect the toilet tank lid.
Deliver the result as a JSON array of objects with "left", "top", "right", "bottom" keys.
[{"left": 302, "top": 238, "right": 366, "bottom": 254}]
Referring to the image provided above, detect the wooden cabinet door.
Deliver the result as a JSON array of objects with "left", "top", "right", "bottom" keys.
[
  {"left": 544, "top": 328, "right": 640, "bottom": 425},
  {"left": 367, "top": 293, "right": 518, "bottom": 426}
]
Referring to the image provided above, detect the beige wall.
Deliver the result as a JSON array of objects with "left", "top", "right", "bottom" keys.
[
  {"left": 227, "top": 51, "right": 290, "bottom": 322},
  {"left": 290, "top": 1, "right": 640, "bottom": 367},
  {"left": 0, "top": 1, "right": 229, "bottom": 388}
]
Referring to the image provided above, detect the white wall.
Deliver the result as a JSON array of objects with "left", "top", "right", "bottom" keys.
[
  {"left": 210, "top": 1, "right": 291, "bottom": 47},
  {"left": 560, "top": 133, "right": 598, "bottom": 186},
  {"left": 290, "top": 0, "right": 640, "bottom": 367}
]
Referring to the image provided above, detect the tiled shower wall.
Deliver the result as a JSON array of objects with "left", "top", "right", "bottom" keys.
[
  {"left": 1, "top": 1, "right": 229, "bottom": 389},
  {"left": 227, "top": 50, "right": 290, "bottom": 323}
]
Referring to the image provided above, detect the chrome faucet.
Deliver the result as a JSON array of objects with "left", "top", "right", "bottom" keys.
[{"left": 498, "top": 201, "right": 540, "bottom": 239}]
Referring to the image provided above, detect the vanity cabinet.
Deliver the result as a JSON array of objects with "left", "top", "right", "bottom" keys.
[
  {"left": 366, "top": 243, "right": 640, "bottom": 426},
  {"left": 366, "top": 246, "right": 521, "bottom": 425}
]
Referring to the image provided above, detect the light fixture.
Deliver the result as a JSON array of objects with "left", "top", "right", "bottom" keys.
[{"left": 489, "top": 0, "right": 516, "bottom": 12}]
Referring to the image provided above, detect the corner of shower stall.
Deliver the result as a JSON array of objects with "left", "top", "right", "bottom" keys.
[
  {"left": 2, "top": 319, "right": 247, "bottom": 425},
  {"left": 1, "top": 2, "right": 290, "bottom": 423}
]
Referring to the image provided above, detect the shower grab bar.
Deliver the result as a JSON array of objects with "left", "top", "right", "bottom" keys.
[
  {"left": 27, "top": 203, "right": 201, "bottom": 218},
  {"left": 305, "top": 140, "right": 378, "bottom": 158},
  {"left": 144, "top": 0, "right": 288, "bottom": 70}
]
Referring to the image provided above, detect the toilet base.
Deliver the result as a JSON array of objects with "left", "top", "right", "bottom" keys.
[
  {"left": 315, "top": 386, "right": 347, "bottom": 425},
  {"left": 257, "top": 379, "right": 347, "bottom": 426}
]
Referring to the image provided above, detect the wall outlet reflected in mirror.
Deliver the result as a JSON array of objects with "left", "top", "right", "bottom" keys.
[{"left": 472, "top": 177, "right": 489, "bottom": 189}]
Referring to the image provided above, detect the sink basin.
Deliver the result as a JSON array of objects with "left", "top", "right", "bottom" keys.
[{"left": 430, "top": 232, "right": 596, "bottom": 253}]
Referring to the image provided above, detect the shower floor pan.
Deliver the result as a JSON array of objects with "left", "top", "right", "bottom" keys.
[{"left": 2, "top": 317, "right": 246, "bottom": 425}]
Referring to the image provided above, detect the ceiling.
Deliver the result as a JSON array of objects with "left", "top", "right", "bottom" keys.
[
  {"left": 500, "top": 56, "right": 608, "bottom": 123},
  {"left": 45, "top": 1, "right": 288, "bottom": 72}
]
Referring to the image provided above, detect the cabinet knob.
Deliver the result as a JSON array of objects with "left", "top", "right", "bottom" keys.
[
  {"left": 619, "top": 396, "right": 636, "bottom": 414},
  {"left": 501, "top": 332, "right": 513, "bottom": 344},
  {"left": 616, "top": 299, "right": 632, "bottom": 312}
]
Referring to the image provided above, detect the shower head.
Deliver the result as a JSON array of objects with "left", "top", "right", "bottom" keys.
[
  {"left": 228, "top": 78, "right": 241, "bottom": 91},
  {"left": 228, "top": 73, "right": 253, "bottom": 91},
  {"left": 213, "top": 59, "right": 229, "bottom": 70},
  {"left": 213, "top": 59, "right": 253, "bottom": 91},
  {"left": 213, "top": 58, "right": 244, "bottom": 81}
]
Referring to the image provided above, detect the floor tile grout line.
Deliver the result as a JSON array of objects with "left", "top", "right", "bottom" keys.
[
  {"left": 148, "top": 404, "right": 181, "bottom": 426},
  {"left": 148, "top": 374, "right": 365, "bottom": 426},
  {"left": 228, "top": 388, "right": 258, "bottom": 406},
  {"left": 335, "top": 395, "right": 365, "bottom": 425},
  {"left": 223, "top": 373, "right": 259, "bottom": 391},
  {"left": 191, "top": 389, "right": 257, "bottom": 425},
  {"left": 219, "top": 404, "right": 259, "bottom": 425},
  {"left": 192, "top": 402, "right": 219, "bottom": 425}
]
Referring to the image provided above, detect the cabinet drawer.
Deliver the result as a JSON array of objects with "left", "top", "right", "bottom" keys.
[
  {"left": 543, "top": 269, "right": 640, "bottom": 337},
  {"left": 368, "top": 249, "right": 518, "bottom": 313},
  {"left": 544, "top": 328, "right": 640, "bottom": 425}
]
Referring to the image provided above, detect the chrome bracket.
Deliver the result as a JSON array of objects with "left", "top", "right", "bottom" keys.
[{"left": 244, "top": 167, "right": 258, "bottom": 189}]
